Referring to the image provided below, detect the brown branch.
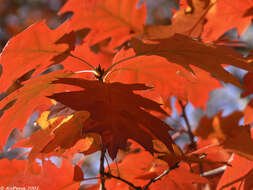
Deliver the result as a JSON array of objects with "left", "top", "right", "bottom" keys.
[
  {"left": 143, "top": 162, "right": 179, "bottom": 190},
  {"left": 104, "top": 172, "right": 142, "bottom": 190},
  {"left": 178, "top": 100, "right": 204, "bottom": 173},
  {"left": 104, "top": 154, "right": 112, "bottom": 174},
  {"left": 99, "top": 148, "right": 107, "bottom": 190},
  {"left": 178, "top": 100, "right": 196, "bottom": 150},
  {"left": 102, "top": 160, "right": 179, "bottom": 190}
]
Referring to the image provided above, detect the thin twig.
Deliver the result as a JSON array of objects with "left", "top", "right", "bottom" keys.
[
  {"left": 69, "top": 53, "right": 97, "bottom": 70},
  {"left": 100, "top": 148, "right": 107, "bottom": 190},
  {"left": 102, "top": 160, "right": 179, "bottom": 190},
  {"left": 178, "top": 100, "right": 204, "bottom": 174},
  {"left": 104, "top": 172, "right": 142, "bottom": 190},
  {"left": 104, "top": 154, "right": 111, "bottom": 174},
  {"left": 178, "top": 100, "right": 196, "bottom": 150},
  {"left": 143, "top": 162, "right": 179, "bottom": 190}
]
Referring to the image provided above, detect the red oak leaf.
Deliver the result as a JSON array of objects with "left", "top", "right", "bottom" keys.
[
  {"left": 48, "top": 78, "right": 174, "bottom": 159},
  {"left": 107, "top": 47, "right": 221, "bottom": 108},
  {"left": 143, "top": 0, "right": 213, "bottom": 39},
  {"left": 0, "top": 159, "right": 81, "bottom": 190},
  {"left": 217, "top": 154, "right": 253, "bottom": 190},
  {"left": 202, "top": 0, "right": 253, "bottom": 41},
  {"left": 0, "top": 20, "right": 72, "bottom": 93},
  {"left": 0, "top": 71, "right": 72, "bottom": 147},
  {"left": 129, "top": 34, "right": 253, "bottom": 88},
  {"left": 105, "top": 141, "right": 208, "bottom": 190},
  {"left": 59, "top": 0, "right": 146, "bottom": 48},
  {"left": 195, "top": 112, "right": 253, "bottom": 160}
]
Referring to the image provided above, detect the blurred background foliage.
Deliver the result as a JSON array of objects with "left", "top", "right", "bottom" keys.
[{"left": 0, "top": 0, "right": 68, "bottom": 50}]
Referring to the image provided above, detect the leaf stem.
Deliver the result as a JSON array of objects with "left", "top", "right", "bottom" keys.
[
  {"left": 100, "top": 148, "right": 107, "bottom": 190},
  {"left": 200, "top": 165, "right": 227, "bottom": 177},
  {"left": 69, "top": 53, "right": 97, "bottom": 71},
  {"left": 74, "top": 70, "right": 98, "bottom": 74},
  {"left": 103, "top": 55, "right": 140, "bottom": 80}
]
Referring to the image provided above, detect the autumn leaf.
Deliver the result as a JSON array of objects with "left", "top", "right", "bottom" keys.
[
  {"left": 195, "top": 112, "right": 253, "bottom": 160},
  {"left": 129, "top": 34, "right": 253, "bottom": 87},
  {"left": 1, "top": 0, "right": 253, "bottom": 189},
  {"left": 41, "top": 111, "right": 90, "bottom": 154},
  {"left": 217, "top": 154, "right": 253, "bottom": 190},
  {"left": 105, "top": 141, "right": 209, "bottom": 190},
  {"left": 153, "top": 139, "right": 227, "bottom": 169},
  {"left": 143, "top": 0, "right": 213, "bottom": 39},
  {"left": 107, "top": 47, "right": 221, "bottom": 108},
  {"left": 143, "top": 163, "right": 209, "bottom": 190},
  {"left": 48, "top": 78, "right": 174, "bottom": 158},
  {"left": 0, "top": 71, "right": 72, "bottom": 147},
  {"left": 73, "top": 165, "right": 84, "bottom": 182},
  {"left": 202, "top": 0, "right": 253, "bottom": 41},
  {"left": 59, "top": 0, "right": 146, "bottom": 48},
  {"left": 0, "top": 159, "right": 81, "bottom": 190},
  {"left": 243, "top": 100, "right": 253, "bottom": 125},
  {"left": 16, "top": 110, "right": 100, "bottom": 164},
  {"left": 194, "top": 138, "right": 231, "bottom": 176},
  {"left": 241, "top": 72, "right": 253, "bottom": 124},
  {"left": 242, "top": 71, "right": 253, "bottom": 97},
  {"left": 105, "top": 143, "right": 154, "bottom": 189},
  {"left": 16, "top": 115, "right": 62, "bottom": 164},
  {"left": 0, "top": 20, "right": 71, "bottom": 93}
]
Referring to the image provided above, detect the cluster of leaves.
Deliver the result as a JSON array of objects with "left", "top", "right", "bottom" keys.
[{"left": 0, "top": 0, "right": 253, "bottom": 189}]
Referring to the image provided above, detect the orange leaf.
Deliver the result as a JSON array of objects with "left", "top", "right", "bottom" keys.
[
  {"left": 244, "top": 100, "right": 253, "bottom": 125},
  {"left": 217, "top": 154, "right": 253, "bottom": 190},
  {"left": 0, "top": 71, "right": 72, "bottom": 147},
  {"left": 0, "top": 20, "right": 71, "bottom": 93},
  {"left": 143, "top": 0, "right": 212, "bottom": 39},
  {"left": 130, "top": 34, "right": 253, "bottom": 88},
  {"left": 59, "top": 0, "right": 146, "bottom": 48},
  {"left": 107, "top": 41, "right": 221, "bottom": 108},
  {"left": 202, "top": 0, "right": 253, "bottom": 41},
  {"left": 0, "top": 159, "right": 80, "bottom": 190},
  {"left": 48, "top": 78, "right": 174, "bottom": 159},
  {"left": 105, "top": 141, "right": 209, "bottom": 190},
  {"left": 41, "top": 111, "right": 90, "bottom": 154},
  {"left": 195, "top": 112, "right": 253, "bottom": 160}
]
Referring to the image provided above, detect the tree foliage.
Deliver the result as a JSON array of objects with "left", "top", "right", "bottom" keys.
[{"left": 0, "top": 0, "right": 253, "bottom": 189}]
